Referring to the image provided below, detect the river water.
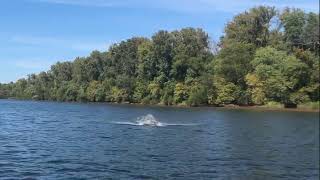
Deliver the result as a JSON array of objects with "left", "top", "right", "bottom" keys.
[{"left": 0, "top": 99, "right": 319, "bottom": 179}]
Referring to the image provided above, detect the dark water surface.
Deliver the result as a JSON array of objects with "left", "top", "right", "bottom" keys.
[{"left": 0, "top": 99, "right": 319, "bottom": 179}]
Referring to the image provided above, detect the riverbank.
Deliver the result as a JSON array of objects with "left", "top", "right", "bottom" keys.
[
  {"left": 82, "top": 101, "right": 320, "bottom": 113},
  {"left": 1, "top": 98, "right": 319, "bottom": 113},
  {"left": 219, "top": 104, "right": 319, "bottom": 113},
  {"left": 95, "top": 100, "right": 319, "bottom": 112}
]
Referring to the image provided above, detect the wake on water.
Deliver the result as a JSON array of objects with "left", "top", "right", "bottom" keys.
[{"left": 112, "top": 114, "right": 198, "bottom": 127}]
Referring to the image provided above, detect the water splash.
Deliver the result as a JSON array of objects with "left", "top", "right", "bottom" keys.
[
  {"left": 136, "top": 114, "right": 163, "bottom": 126},
  {"left": 112, "top": 114, "right": 199, "bottom": 127}
]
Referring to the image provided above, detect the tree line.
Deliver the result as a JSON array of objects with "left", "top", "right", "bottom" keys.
[{"left": 0, "top": 6, "right": 319, "bottom": 107}]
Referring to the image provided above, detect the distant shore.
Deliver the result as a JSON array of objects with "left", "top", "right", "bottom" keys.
[
  {"left": 134, "top": 103, "right": 319, "bottom": 113},
  {"left": 92, "top": 100, "right": 320, "bottom": 113},
  {"left": 217, "top": 104, "right": 319, "bottom": 113},
  {"left": 2, "top": 98, "right": 318, "bottom": 113}
]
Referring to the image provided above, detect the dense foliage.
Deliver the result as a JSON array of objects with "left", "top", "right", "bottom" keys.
[{"left": 1, "top": 6, "right": 319, "bottom": 107}]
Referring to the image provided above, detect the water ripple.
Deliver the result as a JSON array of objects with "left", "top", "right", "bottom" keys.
[{"left": 0, "top": 99, "right": 318, "bottom": 179}]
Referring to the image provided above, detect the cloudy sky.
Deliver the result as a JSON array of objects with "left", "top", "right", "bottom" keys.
[{"left": 0, "top": 0, "right": 318, "bottom": 83}]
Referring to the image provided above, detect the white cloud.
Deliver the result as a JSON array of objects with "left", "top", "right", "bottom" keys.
[
  {"left": 14, "top": 59, "right": 53, "bottom": 69},
  {"left": 196, "top": 0, "right": 319, "bottom": 13},
  {"left": 30, "top": 0, "right": 319, "bottom": 13},
  {"left": 0, "top": 58, "right": 57, "bottom": 82},
  {"left": 10, "top": 35, "right": 110, "bottom": 52},
  {"left": 70, "top": 42, "right": 108, "bottom": 51},
  {"left": 11, "top": 36, "right": 62, "bottom": 46},
  {"left": 30, "top": 0, "right": 119, "bottom": 7}
]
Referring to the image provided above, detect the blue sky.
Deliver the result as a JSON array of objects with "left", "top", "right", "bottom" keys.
[{"left": 0, "top": 0, "right": 318, "bottom": 83}]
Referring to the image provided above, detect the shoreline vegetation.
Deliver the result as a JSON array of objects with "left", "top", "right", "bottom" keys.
[{"left": 0, "top": 6, "right": 319, "bottom": 111}]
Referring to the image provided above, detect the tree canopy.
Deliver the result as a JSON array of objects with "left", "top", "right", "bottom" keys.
[{"left": 1, "top": 6, "right": 319, "bottom": 107}]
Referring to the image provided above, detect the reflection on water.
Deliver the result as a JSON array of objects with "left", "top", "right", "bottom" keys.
[{"left": 0, "top": 99, "right": 319, "bottom": 179}]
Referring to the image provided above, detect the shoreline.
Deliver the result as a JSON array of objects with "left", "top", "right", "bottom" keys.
[
  {"left": 2, "top": 98, "right": 319, "bottom": 113},
  {"left": 118, "top": 102, "right": 320, "bottom": 113},
  {"left": 217, "top": 105, "right": 319, "bottom": 113}
]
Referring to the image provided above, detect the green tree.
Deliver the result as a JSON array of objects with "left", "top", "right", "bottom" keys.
[
  {"left": 281, "top": 9, "right": 319, "bottom": 52},
  {"left": 250, "top": 47, "right": 309, "bottom": 105},
  {"left": 245, "top": 73, "right": 266, "bottom": 104},
  {"left": 86, "top": 81, "right": 99, "bottom": 102},
  {"left": 174, "top": 83, "right": 188, "bottom": 104},
  {"left": 65, "top": 82, "right": 79, "bottom": 102},
  {"left": 95, "top": 85, "right": 105, "bottom": 102},
  {"left": 110, "top": 86, "right": 127, "bottom": 103},
  {"left": 77, "top": 86, "right": 87, "bottom": 102},
  {"left": 214, "top": 78, "right": 240, "bottom": 105},
  {"left": 186, "top": 82, "right": 208, "bottom": 106},
  {"left": 222, "top": 6, "right": 277, "bottom": 47},
  {"left": 214, "top": 42, "right": 255, "bottom": 88}
]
